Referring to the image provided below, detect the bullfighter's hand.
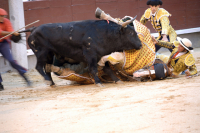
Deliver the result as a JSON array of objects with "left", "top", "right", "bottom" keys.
[
  {"left": 185, "top": 69, "right": 191, "bottom": 76},
  {"left": 152, "top": 36, "right": 158, "bottom": 45},
  {"left": 162, "top": 34, "right": 169, "bottom": 42},
  {"left": 13, "top": 32, "right": 20, "bottom": 36}
]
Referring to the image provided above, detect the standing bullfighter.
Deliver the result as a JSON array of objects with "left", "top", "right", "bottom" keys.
[{"left": 140, "top": 0, "right": 177, "bottom": 52}]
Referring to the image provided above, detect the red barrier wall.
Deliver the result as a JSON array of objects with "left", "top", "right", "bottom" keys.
[
  {"left": 0, "top": 0, "right": 9, "bottom": 18},
  {"left": 1, "top": 0, "right": 200, "bottom": 49},
  {"left": 23, "top": 0, "right": 200, "bottom": 32}
]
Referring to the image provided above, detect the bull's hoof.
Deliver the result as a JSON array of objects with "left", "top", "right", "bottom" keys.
[
  {"left": 96, "top": 83, "right": 105, "bottom": 87},
  {"left": 50, "top": 84, "right": 56, "bottom": 88},
  {"left": 95, "top": 7, "right": 102, "bottom": 19},
  {"left": 116, "top": 80, "right": 124, "bottom": 84},
  {"left": 45, "top": 80, "right": 52, "bottom": 85}
]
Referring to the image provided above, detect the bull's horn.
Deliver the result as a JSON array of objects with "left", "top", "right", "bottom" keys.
[
  {"left": 95, "top": 7, "right": 119, "bottom": 24},
  {"left": 95, "top": 7, "right": 102, "bottom": 19},
  {"left": 121, "top": 15, "right": 137, "bottom": 28},
  {"left": 95, "top": 7, "right": 110, "bottom": 20}
]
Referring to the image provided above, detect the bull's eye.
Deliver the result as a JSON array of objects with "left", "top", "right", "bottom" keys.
[{"left": 130, "top": 32, "right": 134, "bottom": 36}]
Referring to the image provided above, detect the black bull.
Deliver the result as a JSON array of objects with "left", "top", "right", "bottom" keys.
[{"left": 21, "top": 19, "right": 142, "bottom": 85}]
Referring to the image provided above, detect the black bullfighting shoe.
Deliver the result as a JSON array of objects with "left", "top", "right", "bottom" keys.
[
  {"left": 22, "top": 74, "right": 32, "bottom": 87},
  {"left": 0, "top": 82, "right": 4, "bottom": 91}
]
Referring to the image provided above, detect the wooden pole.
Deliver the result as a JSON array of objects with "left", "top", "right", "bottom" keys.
[{"left": 0, "top": 20, "right": 39, "bottom": 41}]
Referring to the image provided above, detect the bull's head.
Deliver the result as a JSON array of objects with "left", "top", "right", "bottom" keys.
[{"left": 95, "top": 7, "right": 136, "bottom": 28}]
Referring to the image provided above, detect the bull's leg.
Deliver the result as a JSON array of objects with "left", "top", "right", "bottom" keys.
[
  {"left": 35, "top": 60, "right": 53, "bottom": 85},
  {"left": 44, "top": 52, "right": 55, "bottom": 86},
  {"left": 45, "top": 72, "right": 55, "bottom": 86},
  {"left": 34, "top": 50, "right": 54, "bottom": 86},
  {"left": 90, "top": 59, "right": 102, "bottom": 85},
  {"left": 83, "top": 49, "right": 102, "bottom": 85},
  {"left": 27, "top": 36, "right": 55, "bottom": 86}
]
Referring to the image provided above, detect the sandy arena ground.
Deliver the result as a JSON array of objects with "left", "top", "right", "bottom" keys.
[{"left": 0, "top": 49, "right": 200, "bottom": 133}]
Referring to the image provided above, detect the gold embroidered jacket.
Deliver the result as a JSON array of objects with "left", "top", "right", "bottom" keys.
[
  {"left": 157, "top": 41, "right": 197, "bottom": 75},
  {"left": 140, "top": 8, "right": 177, "bottom": 42}
]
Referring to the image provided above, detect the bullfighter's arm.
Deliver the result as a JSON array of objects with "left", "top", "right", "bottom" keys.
[
  {"left": 160, "top": 16, "right": 171, "bottom": 35},
  {"left": 186, "top": 54, "right": 198, "bottom": 76},
  {"left": 156, "top": 40, "right": 175, "bottom": 49},
  {"left": 140, "top": 15, "right": 148, "bottom": 25},
  {"left": 188, "top": 64, "right": 198, "bottom": 76}
]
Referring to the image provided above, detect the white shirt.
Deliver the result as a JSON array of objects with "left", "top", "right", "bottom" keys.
[{"left": 175, "top": 52, "right": 187, "bottom": 58}]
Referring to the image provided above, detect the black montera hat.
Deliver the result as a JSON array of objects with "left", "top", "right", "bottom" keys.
[{"left": 147, "top": 0, "right": 162, "bottom": 5}]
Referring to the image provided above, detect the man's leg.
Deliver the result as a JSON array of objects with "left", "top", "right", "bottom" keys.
[
  {"left": 0, "top": 75, "right": 4, "bottom": 91},
  {"left": 0, "top": 42, "right": 5, "bottom": 90},
  {"left": 0, "top": 41, "right": 31, "bottom": 86},
  {"left": 45, "top": 64, "right": 63, "bottom": 75}
]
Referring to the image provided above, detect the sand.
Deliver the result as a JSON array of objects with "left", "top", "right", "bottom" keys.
[{"left": 0, "top": 49, "right": 200, "bottom": 133}]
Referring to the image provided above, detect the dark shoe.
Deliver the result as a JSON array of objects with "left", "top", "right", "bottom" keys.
[
  {"left": 22, "top": 74, "right": 32, "bottom": 87},
  {"left": 0, "top": 83, "right": 4, "bottom": 91}
]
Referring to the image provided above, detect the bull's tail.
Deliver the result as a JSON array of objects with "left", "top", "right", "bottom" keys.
[{"left": 19, "top": 26, "right": 37, "bottom": 33}]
